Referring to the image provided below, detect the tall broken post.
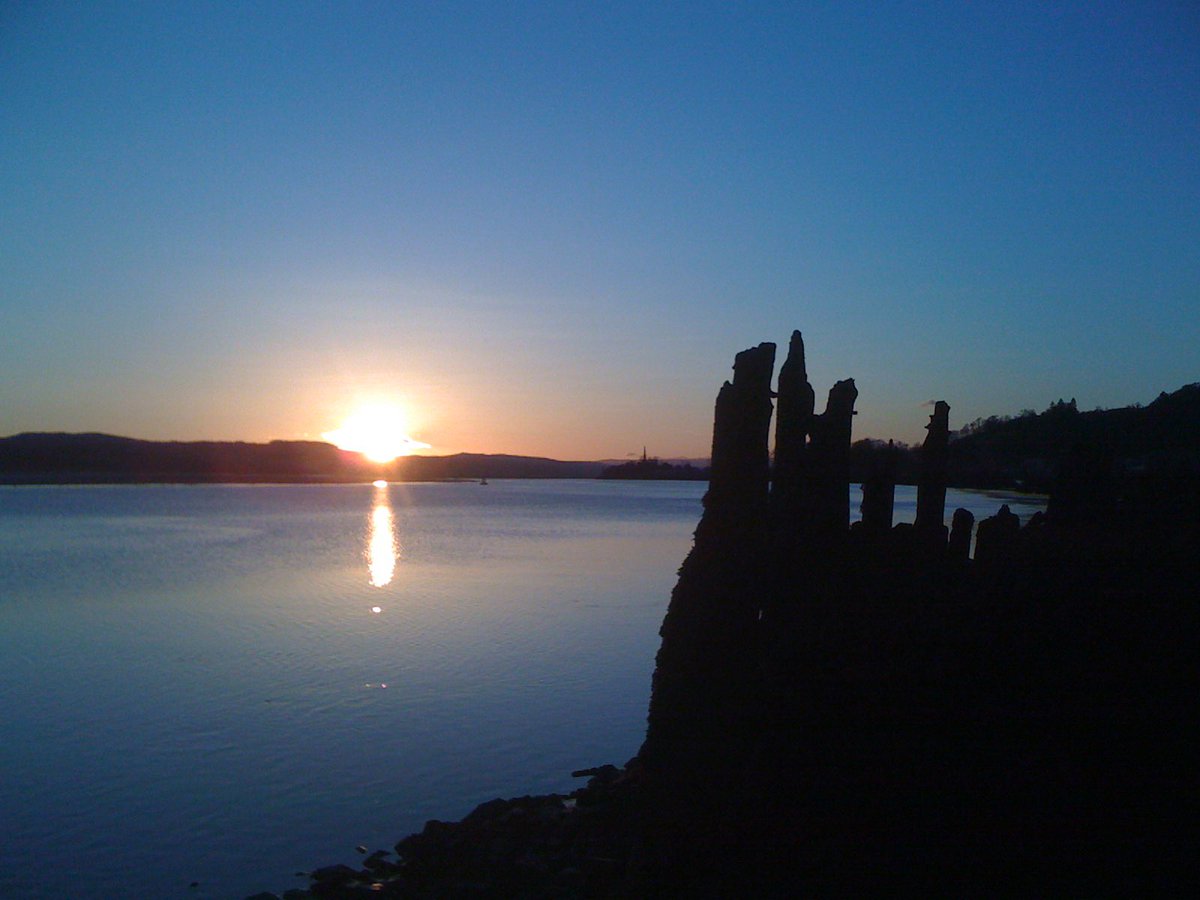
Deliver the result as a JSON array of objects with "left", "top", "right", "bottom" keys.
[
  {"left": 771, "top": 330, "right": 815, "bottom": 530},
  {"left": 706, "top": 343, "right": 777, "bottom": 517},
  {"left": 915, "top": 401, "right": 950, "bottom": 542},
  {"left": 804, "top": 379, "right": 858, "bottom": 536},
  {"left": 641, "top": 342, "right": 776, "bottom": 774}
]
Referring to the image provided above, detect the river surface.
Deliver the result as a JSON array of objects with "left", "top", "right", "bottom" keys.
[{"left": 0, "top": 480, "right": 1044, "bottom": 898}]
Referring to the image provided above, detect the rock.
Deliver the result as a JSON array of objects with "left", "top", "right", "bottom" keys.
[
  {"left": 308, "top": 864, "right": 356, "bottom": 886},
  {"left": 572, "top": 763, "right": 620, "bottom": 785},
  {"left": 463, "top": 797, "right": 513, "bottom": 824}
]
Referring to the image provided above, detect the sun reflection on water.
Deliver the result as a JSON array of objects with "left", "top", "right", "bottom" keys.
[{"left": 366, "top": 484, "right": 398, "bottom": 588}]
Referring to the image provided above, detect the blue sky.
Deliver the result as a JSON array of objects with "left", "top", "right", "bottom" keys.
[{"left": 3, "top": 1, "right": 1197, "bottom": 458}]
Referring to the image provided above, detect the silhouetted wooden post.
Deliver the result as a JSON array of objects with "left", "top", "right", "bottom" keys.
[
  {"left": 805, "top": 379, "right": 858, "bottom": 535},
  {"left": 771, "top": 330, "right": 814, "bottom": 528},
  {"left": 915, "top": 401, "right": 950, "bottom": 534},
  {"left": 642, "top": 342, "right": 776, "bottom": 774},
  {"left": 948, "top": 507, "right": 975, "bottom": 560},
  {"left": 707, "top": 343, "right": 777, "bottom": 517},
  {"left": 974, "top": 503, "right": 1020, "bottom": 568},
  {"left": 860, "top": 439, "right": 898, "bottom": 532}
]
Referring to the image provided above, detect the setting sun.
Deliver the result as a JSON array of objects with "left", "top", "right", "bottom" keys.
[{"left": 322, "top": 405, "right": 431, "bottom": 463}]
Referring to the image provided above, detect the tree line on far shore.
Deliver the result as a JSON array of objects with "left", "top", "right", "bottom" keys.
[{"left": 604, "top": 382, "right": 1200, "bottom": 492}]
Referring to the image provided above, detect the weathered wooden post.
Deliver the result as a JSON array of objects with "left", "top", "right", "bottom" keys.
[
  {"left": 805, "top": 379, "right": 858, "bottom": 535},
  {"left": 860, "top": 439, "right": 899, "bottom": 532},
  {"left": 771, "top": 330, "right": 815, "bottom": 528},
  {"left": 915, "top": 400, "right": 950, "bottom": 538},
  {"left": 948, "top": 507, "right": 975, "bottom": 560},
  {"left": 642, "top": 342, "right": 776, "bottom": 771}
]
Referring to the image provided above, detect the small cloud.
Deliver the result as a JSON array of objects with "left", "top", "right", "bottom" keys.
[{"left": 920, "top": 400, "right": 938, "bottom": 407}]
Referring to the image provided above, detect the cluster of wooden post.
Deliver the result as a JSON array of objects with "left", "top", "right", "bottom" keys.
[
  {"left": 642, "top": 332, "right": 1022, "bottom": 770},
  {"left": 684, "top": 331, "right": 1043, "bottom": 585},
  {"left": 760, "top": 333, "right": 1021, "bottom": 562},
  {"left": 706, "top": 330, "right": 961, "bottom": 550},
  {"left": 698, "top": 332, "right": 1058, "bottom": 582}
]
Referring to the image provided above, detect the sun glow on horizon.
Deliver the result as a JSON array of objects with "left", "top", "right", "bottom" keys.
[{"left": 323, "top": 404, "right": 431, "bottom": 463}]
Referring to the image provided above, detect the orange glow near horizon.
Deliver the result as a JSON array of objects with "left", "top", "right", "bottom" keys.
[{"left": 322, "top": 404, "right": 431, "bottom": 463}]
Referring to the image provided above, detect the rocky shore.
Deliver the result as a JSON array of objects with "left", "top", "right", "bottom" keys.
[{"left": 246, "top": 764, "right": 646, "bottom": 899}]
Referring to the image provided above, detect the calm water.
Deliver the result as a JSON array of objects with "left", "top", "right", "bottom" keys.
[{"left": 0, "top": 480, "right": 1043, "bottom": 899}]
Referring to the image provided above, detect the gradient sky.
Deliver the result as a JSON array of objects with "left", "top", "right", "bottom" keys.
[{"left": 3, "top": 1, "right": 1197, "bottom": 459}]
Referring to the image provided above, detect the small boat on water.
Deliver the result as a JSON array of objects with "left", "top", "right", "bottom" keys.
[{"left": 480, "top": 477, "right": 488, "bottom": 485}]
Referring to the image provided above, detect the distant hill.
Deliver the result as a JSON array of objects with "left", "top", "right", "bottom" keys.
[
  {"left": 945, "top": 383, "right": 1200, "bottom": 490},
  {"left": 844, "top": 383, "right": 1200, "bottom": 492},
  {"left": 0, "top": 433, "right": 604, "bottom": 484}
]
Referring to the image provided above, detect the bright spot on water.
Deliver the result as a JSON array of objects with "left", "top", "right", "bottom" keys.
[
  {"left": 367, "top": 503, "right": 397, "bottom": 587},
  {"left": 372, "top": 479, "right": 388, "bottom": 488},
  {"left": 371, "top": 606, "right": 382, "bottom": 613}
]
